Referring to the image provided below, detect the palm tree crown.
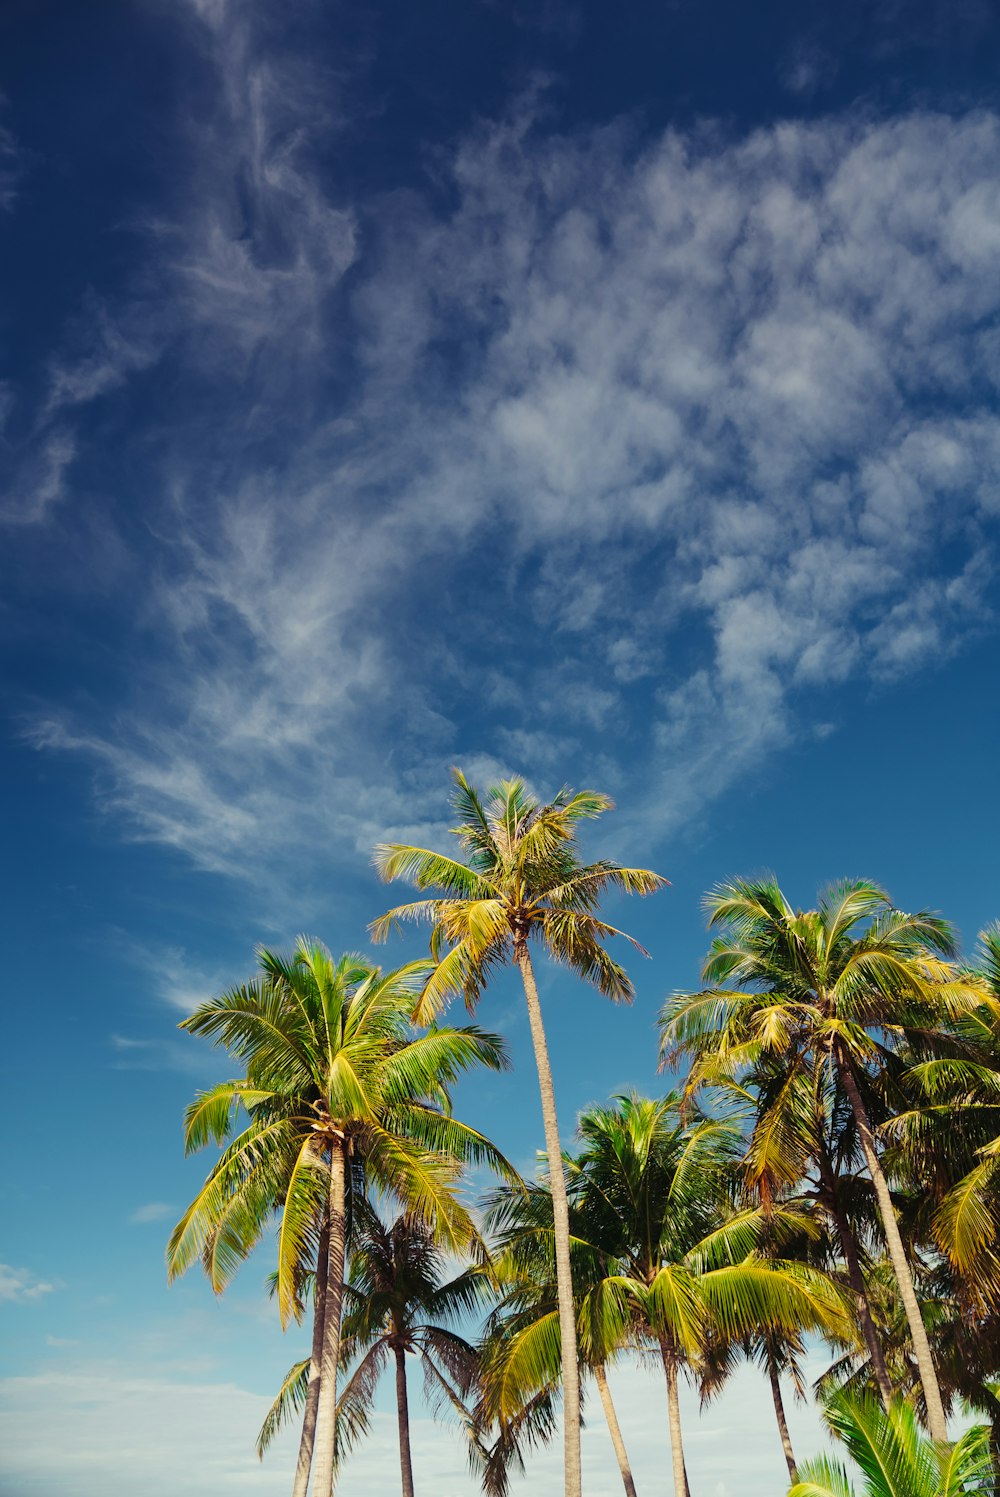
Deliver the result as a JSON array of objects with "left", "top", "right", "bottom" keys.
[
  {"left": 659, "top": 876, "right": 989, "bottom": 1445},
  {"left": 372, "top": 769, "right": 666, "bottom": 1497},
  {"left": 168, "top": 939, "right": 513, "bottom": 1497},
  {"left": 371, "top": 769, "right": 666, "bottom": 1023}
]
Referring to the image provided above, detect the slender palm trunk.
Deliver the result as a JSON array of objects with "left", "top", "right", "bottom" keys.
[
  {"left": 514, "top": 941, "right": 582, "bottom": 1497},
  {"left": 818, "top": 1154, "right": 894, "bottom": 1410},
  {"left": 394, "top": 1343, "right": 416, "bottom": 1497},
  {"left": 837, "top": 1054, "right": 948, "bottom": 1443},
  {"left": 990, "top": 1404, "right": 1000, "bottom": 1497},
  {"left": 593, "top": 1363, "right": 638, "bottom": 1497},
  {"left": 291, "top": 1211, "right": 331, "bottom": 1497},
  {"left": 765, "top": 1342, "right": 797, "bottom": 1485},
  {"left": 311, "top": 1138, "right": 349, "bottom": 1497},
  {"left": 657, "top": 1334, "right": 689, "bottom": 1497}
]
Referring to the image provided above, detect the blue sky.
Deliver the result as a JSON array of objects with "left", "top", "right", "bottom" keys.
[{"left": 3, "top": 0, "right": 1000, "bottom": 1492}]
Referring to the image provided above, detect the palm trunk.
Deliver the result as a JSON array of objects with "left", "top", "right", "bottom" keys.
[
  {"left": 818, "top": 1152, "right": 894, "bottom": 1411},
  {"left": 310, "top": 1138, "right": 348, "bottom": 1497},
  {"left": 837, "top": 1053, "right": 948, "bottom": 1443},
  {"left": 593, "top": 1363, "right": 638, "bottom": 1497},
  {"left": 514, "top": 941, "right": 582, "bottom": 1497},
  {"left": 765, "top": 1341, "right": 797, "bottom": 1485},
  {"left": 657, "top": 1333, "right": 689, "bottom": 1497},
  {"left": 990, "top": 1404, "right": 1000, "bottom": 1497},
  {"left": 291, "top": 1211, "right": 331, "bottom": 1497},
  {"left": 395, "top": 1343, "right": 416, "bottom": 1497}
]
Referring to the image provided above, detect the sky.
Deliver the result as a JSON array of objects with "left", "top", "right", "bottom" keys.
[{"left": 2, "top": 0, "right": 1000, "bottom": 1492}]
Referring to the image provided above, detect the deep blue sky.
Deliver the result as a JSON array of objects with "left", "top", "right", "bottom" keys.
[{"left": 2, "top": 1, "right": 1000, "bottom": 1493}]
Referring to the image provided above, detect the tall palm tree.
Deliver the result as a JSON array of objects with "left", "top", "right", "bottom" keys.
[
  {"left": 372, "top": 769, "right": 667, "bottom": 1497},
  {"left": 790, "top": 1390, "right": 994, "bottom": 1497},
  {"left": 660, "top": 877, "right": 988, "bottom": 1443},
  {"left": 568, "top": 1093, "right": 848, "bottom": 1497},
  {"left": 337, "top": 1210, "right": 488, "bottom": 1497},
  {"left": 481, "top": 1177, "right": 641, "bottom": 1497},
  {"left": 167, "top": 939, "right": 514, "bottom": 1497},
  {"left": 483, "top": 1096, "right": 847, "bottom": 1497},
  {"left": 698, "top": 1199, "right": 823, "bottom": 1487},
  {"left": 259, "top": 1207, "right": 489, "bottom": 1496},
  {"left": 888, "top": 924, "right": 1000, "bottom": 1299}
]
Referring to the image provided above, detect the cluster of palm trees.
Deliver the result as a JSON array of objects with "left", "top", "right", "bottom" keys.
[{"left": 167, "top": 771, "right": 1000, "bottom": 1497}]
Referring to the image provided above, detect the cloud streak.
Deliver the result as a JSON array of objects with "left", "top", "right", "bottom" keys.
[{"left": 9, "top": 11, "right": 1000, "bottom": 892}]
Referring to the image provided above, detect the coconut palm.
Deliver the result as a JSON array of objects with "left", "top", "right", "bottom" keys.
[
  {"left": 569, "top": 1093, "right": 849, "bottom": 1497},
  {"left": 258, "top": 1208, "right": 487, "bottom": 1496},
  {"left": 484, "top": 1096, "right": 848, "bottom": 1497},
  {"left": 372, "top": 770, "right": 667, "bottom": 1497},
  {"left": 337, "top": 1210, "right": 488, "bottom": 1497},
  {"left": 480, "top": 1177, "right": 641, "bottom": 1497},
  {"left": 790, "top": 1390, "right": 994, "bottom": 1497},
  {"left": 888, "top": 924, "right": 1000, "bottom": 1300},
  {"left": 168, "top": 939, "right": 514, "bottom": 1497},
  {"left": 660, "top": 877, "right": 989, "bottom": 1442},
  {"left": 818, "top": 1259, "right": 1000, "bottom": 1497},
  {"left": 698, "top": 1199, "right": 822, "bottom": 1486}
]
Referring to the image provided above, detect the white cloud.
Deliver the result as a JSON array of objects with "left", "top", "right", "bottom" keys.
[
  {"left": 0, "top": 1356, "right": 841, "bottom": 1497},
  {"left": 129, "top": 1203, "right": 175, "bottom": 1225},
  {"left": 12, "top": 34, "right": 1000, "bottom": 885},
  {"left": 0, "top": 1266, "right": 58, "bottom": 1304},
  {"left": 0, "top": 427, "right": 76, "bottom": 526}
]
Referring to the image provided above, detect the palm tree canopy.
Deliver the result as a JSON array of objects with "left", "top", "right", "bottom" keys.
[
  {"left": 371, "top": 769, "right": 667, "bottom": 1023},
  {"left": 481, "top": 1094, "right": 849, "bottom": 1412},
  {"left": 659, "top": 876, "right": 990, "bottom": 1194},
  {"left": 167, "top": 939, "right": 517, "bottom": 1325},
  {"left": 888, "top": 923, "right": 1000, "bottom": 1290},
  {"left": 790, "top": 1391, "right": 994, "bottom": 1497}
]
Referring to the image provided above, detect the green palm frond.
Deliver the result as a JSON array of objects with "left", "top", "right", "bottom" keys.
[
  {"left": 256, "top": 1358, "right": 310, "bottom": 1459},
  {"left": 789, "top": 1454, "right": 856, "bottom": 1497},
  {"left": 373, "top": 768, "right": 665, "bottom": 1019}
]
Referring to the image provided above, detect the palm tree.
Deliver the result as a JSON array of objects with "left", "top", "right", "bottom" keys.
[
  {"left": 790, "top": 1390, "right": 994, "bottom": 1497},
  {"left": 568, "top": 1093, "right": 848, "bottom": 1497},
  {"left": 660, "top": 877, "right": 988, "bottom": 1443},
  {"left": 372, "top": 769, "right": 667, "bottom": 1497},
  {"left": 259, "top": 1207, "right": 489, "bottom": 1496},
  {"left": 818, "top": 1258, "right": 1000, "bottom": 1497},
  {"left": 167, "top": 939, "right": 514, "bottom": 1497},
  {"left": 888, "top": 924, "right": 1000, "bottom": 1299},
  {"left": 698, "top": 1201, "right": 822, "bottom": 1486},
  {"left": 337, "top": 1209, "right": 488, "bottom": 1497},
  {"left": 481, "top": 1177, "right": 641, "bottom": 1497},
  {"left": 483, "top": 1096, "right": 847, "bottom": 1497}
]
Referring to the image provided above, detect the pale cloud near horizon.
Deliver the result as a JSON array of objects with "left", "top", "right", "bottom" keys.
[
  {"left": 8, "top": 2, "right": 1000, "bottom": 894},
  {"left": 0, "top": 1356, "right": 839, "bottom": 1497}
]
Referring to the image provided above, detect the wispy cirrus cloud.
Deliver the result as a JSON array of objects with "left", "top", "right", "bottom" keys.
[{"left": 9, "top": 3, "right": 1000, "bottom": 890}]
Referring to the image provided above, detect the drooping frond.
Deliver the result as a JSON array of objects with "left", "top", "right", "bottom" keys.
[{"left": 256, "top": 1359, "right": 309, "bottom": 1459}]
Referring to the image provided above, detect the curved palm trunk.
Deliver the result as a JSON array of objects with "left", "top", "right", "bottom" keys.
[
  {"left": 311, "top": 1138, "right": 349, "bottom": 1497},
  {"left": 818, "top": 1153, "right": 894, "bottom": 1411},
  {"left": 515, "top": 942, "right": 582, "bottom": 1497},
  {"left": 395, "top": 1343, "right": 416, "bottom": 1497},
  {"left": 837, "top": 1054, "right": 948, "bottom": 1443},
  {"left": 657, "top": 1334, "right": 689, "bottom": 1497},
  {"left": 593, "top": 1363, "right": 638, "bottom": 1497},
  {"left": 765, "top": 1342, "right": 797, "bottom": 1485},
  {"left": 291, "top": 1211, "right": 331, "bottom": 1497}
]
